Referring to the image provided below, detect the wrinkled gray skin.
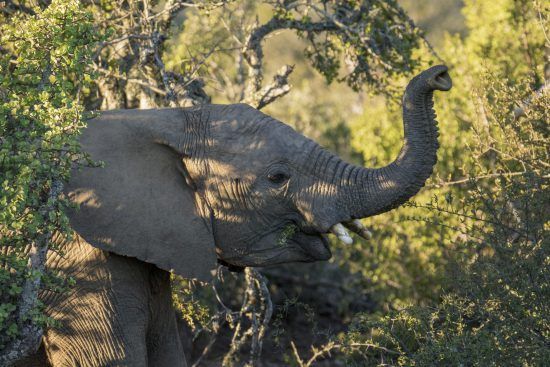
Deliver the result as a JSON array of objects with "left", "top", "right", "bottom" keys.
[{"left": 22, "top": 66, "right": 451, "bottom": 366}]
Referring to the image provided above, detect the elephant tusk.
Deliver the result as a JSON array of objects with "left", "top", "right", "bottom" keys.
[
  {"left": 330, "top": 223, "right": 353, "bottom": 245},
  {"left": 344, "top": 219, "right": 373, "bottom": 240}
]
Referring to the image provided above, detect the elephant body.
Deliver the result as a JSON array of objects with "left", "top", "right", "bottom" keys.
[{"left": 16, "top": 66, "right": 451, "bottom": 366}]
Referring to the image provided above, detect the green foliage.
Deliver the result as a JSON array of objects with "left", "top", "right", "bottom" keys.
[
  {"left": 270, "top": 0, "right": 423, "bottom": 93},
  {"left": 341, "top": 0, "right": 549, "bottom": 364},
  {"left": 0, "top": 0, "right": 101, "bottom": 350},
  {"left": 344, "top": 0, "right": 548, "bottom": 310},
  {"left": 171, "top": 275, "right": 217, "bottom": 333}
]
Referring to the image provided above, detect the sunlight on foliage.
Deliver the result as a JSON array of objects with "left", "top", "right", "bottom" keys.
[
  {"left": 0, "top": 0, "right": 100, "bottom": 352},
  {"left": 340, "top": 0, "right": 549, "bottom": 364},
  {"left": 172, "top": 276, "right": 217, "bottom": 333}
]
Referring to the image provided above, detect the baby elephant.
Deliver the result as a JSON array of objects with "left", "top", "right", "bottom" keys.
[{"left": 24, "top": 66, "right": 451, "bottom": 366}]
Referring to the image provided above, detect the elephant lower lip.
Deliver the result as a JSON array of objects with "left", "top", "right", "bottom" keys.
[{"left": 291, "top": 231, "right": 331, "bottom": 261}]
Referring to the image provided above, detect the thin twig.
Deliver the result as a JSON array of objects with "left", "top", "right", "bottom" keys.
[
  {"left": 92, "top": 65, "right": 168, "bottom": 95},
  {"left": 427, "top": 170, "right": 548, "bottom": 189}
]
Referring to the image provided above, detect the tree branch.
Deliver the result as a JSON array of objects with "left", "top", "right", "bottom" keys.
[
  {"left": 243, "top": 17, "right": 337, "bottom": 97},
  {"left": 92, "top": 65, "right": 168, "bottom": 95},
  {"left": 220, "top": 268, "right": 273, "bottom": 367},
  {"left": 244, "top": 64, "right": 294, "bottom": 109},
  {"left": 242, "top": 0, "right": 425, "bottom": 99}
]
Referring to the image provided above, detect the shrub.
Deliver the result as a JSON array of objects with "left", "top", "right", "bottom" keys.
[
  {"left": 0, "top": 0, "right": 100, "bottom": 356},
  {"left": 341, "top": 0, "right": 549, "bottom": 364}
]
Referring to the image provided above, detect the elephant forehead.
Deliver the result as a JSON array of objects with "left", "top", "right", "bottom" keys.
[
  {"left": 208, "top": 157, "right": 258, "bottom": 179},
  {"left": 214, "top": 114, "right": 308, "bottom": 149},
  {"left": 259, "top": 121, "right": 307, "bottom": 147},
  {"left": 209, "top": 137, "right": 302, "bottom": 166}
]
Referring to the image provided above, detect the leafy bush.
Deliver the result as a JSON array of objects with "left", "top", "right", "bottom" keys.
[
  {"left": 339, "top": 0, "right": 549, "bottom": 365},
  {"left": 0, "top": 0, "right": 100, "bottom": 354}
]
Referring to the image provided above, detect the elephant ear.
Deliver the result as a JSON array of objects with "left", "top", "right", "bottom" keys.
[{"left": 65, "top": 111, "right": 217, "bottom": 282}]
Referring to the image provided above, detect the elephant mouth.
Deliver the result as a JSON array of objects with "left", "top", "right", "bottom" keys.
[
  {"left": 287, "top": 230, "right": 332, "bottom": 261},
  {"left": 218, "top": 223, "right": 332, "bottom": 268}
]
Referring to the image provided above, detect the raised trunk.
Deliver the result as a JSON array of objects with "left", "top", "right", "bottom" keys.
[{"left": 344, "top": 65, "right": 452, "bottom": 219}]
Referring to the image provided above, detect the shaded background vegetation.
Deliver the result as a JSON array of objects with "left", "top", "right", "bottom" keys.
[{"left": 1, "top": 0, "right": 548, "bottom": 366}]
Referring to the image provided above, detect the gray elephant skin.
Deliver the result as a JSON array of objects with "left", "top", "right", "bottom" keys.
[{"left": 19, "top": 66, "right": 451, "bottom": 366}]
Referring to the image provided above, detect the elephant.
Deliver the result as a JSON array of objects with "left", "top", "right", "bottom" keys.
[{"left": 19, "top": 65, "right": 451, "bottom": 366}]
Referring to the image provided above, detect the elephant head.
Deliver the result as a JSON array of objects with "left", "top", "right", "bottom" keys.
[{"left": 67, "top": 65, "right": 451, "bottom": 281}]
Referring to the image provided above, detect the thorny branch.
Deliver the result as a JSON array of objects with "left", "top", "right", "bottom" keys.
[
  {"left": 290, "top": 339, "right": 401, "bottom": 367},
  {"left": 188, "top": 267, "right": 273, "bottom": 367},
  {"left": 427, "top": 170, "right": 550, "bottom": 189},
  {"left": 221, "top": 268, "right": 273, "bottom": 367}
]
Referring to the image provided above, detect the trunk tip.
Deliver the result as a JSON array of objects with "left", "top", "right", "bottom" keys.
[{"left": 425, "top": 65, "right": 452, "bottom": 91}]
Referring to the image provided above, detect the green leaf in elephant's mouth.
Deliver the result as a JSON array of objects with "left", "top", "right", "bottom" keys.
[{"left": 277, "top": 223, "right": 298, "bottom": 246}]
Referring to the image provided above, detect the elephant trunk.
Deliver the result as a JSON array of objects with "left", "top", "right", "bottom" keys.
[{"left": 340, "top": 65, "right": 452, "bottom": 220}]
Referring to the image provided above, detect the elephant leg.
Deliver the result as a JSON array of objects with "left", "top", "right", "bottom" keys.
[
  {"left": 44, "top": 244, "right": 148, "bottom": 367},
  {"left": 43, "top": 237, "right": 188, "bottom": 366},
  {"left": 43, "top": 240, "right": 149, "bottom": 366},
  {"left": 145, "top": 267, "right": 187, "bottom": 367}
]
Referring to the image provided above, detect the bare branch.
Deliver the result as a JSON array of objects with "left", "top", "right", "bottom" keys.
[
  {"left": 248, "top": 269, "right": 272, "bottom": 365},
  {"left": 244, "top": 64, "right": 295, "bottom": 109},
  {"left": 191, "top": 312, "right": 225, "bottom": 367},
  {"left": 243, "top": 17, "right": 337, "bottom": 97},
  {"left": 290, "top": 339, "right": 401, "bottom": 367},
  {"left": 149, "top": 0, "right": 227, "bottom": 24},
  {"left": 93, "top": 65, "right": 168, "bottom": 95},
  {"left": 220, "top": 268, "right": 273, "bottom": 367}
]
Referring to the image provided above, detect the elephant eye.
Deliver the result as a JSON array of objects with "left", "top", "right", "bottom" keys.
[{"left": 268, "top": 172, "right": 290, "bottom": 185}]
